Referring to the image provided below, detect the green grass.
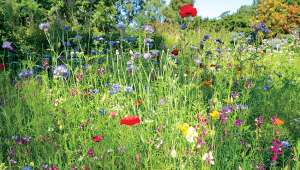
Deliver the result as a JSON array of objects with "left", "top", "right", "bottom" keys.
[{"left": 0, "top": 29, "right": 300, "bottom": 169}]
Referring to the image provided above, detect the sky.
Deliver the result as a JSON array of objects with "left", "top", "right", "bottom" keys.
[{"left": 166, "top": 0, "right": 254, "bottom": 18}]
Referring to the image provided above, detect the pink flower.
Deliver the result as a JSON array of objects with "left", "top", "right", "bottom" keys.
[{"left": 87, "top": 148, "right": 94, "bottom": 157}]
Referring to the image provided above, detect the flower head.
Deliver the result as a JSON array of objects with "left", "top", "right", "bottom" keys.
[
  {"left": 39, "top": 22, "right": 50, "bottom": 31},
  {"left": 53, "top": 65, "right": 69, "bottom": 79},
  {"left": 143, "top": 25, "right": 155, "bottom": 34},
  {"left": 92, "top": 135, "right": 103, "bottom": 143},
  {"left": 210, "top": 111, "right": 220, "bottom": 120},
  {"left": 120, "top": 116, "right": 141, "bottom": 126},
  {"left": 271, "top": 116, "right": 284, "bottom": 126},
  {"left": 179, "top": 4, "right": 197, "bottom": 18},
  {"left": 2, "top": 41, "right": 14, "bottom": 51},
  {"left": 202, "top": 151, "right": 215, "bottom": 165}
]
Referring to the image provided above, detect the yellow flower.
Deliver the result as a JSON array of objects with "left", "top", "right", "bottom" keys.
[
  {"left": 210, "top": 111, "right": 220, "bottom": 120},
  {"left": 177, "top": 123, "right": 189, "bottom": 135}
]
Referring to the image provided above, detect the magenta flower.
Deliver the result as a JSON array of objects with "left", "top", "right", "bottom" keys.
[
  {"left": 87, "top": 148, "right": 94, "bottom": 157},
  {"left": 255, "top": 116, "right": 264, "bottom": 128},
  {"left": 235, "top": 118, "right": 242, "bottom": 127}
]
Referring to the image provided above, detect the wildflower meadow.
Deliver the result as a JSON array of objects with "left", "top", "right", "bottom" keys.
[{"left": 0, "top": 0, "right": 300, "bottom": 169}]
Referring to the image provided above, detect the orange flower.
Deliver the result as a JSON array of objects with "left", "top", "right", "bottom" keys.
[
  {"left": 135, "top": 99, "right": 143, "bottom": 107},
  {"left": 272, "top": 117, "right": 284, "bottom": 126}
]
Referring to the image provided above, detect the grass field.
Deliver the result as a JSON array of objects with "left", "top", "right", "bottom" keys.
[{"left": 1, "top": 23, "right": 300, "bottom": 169}]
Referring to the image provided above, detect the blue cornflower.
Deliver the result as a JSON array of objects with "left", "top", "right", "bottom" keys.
[
  {"left": 21, "top": 166, "right": 32, "bottom": 170},
  {"left": 263, "top": 85, "right": 270, "bottom": 91},
  {"left": 180, "top": 23, "right": 187, "bottom": 30},
  {"left": 124, "top": 86, "right": 133, "bottom": 93},
  {"left": 64, "top": 25, "right": 70, "bottom": 31},
  {"left": 18, "top": 69, "right": 34, "bottom": 79},
  {"left": 203, "top": 34, "right": 211, "bottom": 41},
  {"left": 53, "top": 65, "right": 69, "bottom": 79},
  {"left": 281, "top": 141, "right": 290, "bottom": 148},
  {"left": 255, "top": 22, "right": 270, "bottom": 34},
  {"left": 110, "top": 84, "right": 120, "bottom": 95}
]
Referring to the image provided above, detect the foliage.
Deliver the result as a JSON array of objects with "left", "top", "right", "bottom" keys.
[{"left": 255, "top": 0, "right": 300, "bottom": 34}]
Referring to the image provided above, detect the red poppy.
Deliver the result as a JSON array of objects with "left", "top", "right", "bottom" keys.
[
  {"left": 171, "top": 48, "right": 179, "bottom": 56},
  {"left": 0, "top": 63, "right": 5, "bottom": 71},
  {"left": 120, "top": 116, "right": 141, "bottom": 126},
  {"left": 92, "top": 135, "right": 103, "bottom": 143},
  {"left": 179, "top": 4, "right": 197, "bottom": 18}
]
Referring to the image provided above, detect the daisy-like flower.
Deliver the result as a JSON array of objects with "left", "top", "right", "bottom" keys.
[{"left": 202, "top": 151, "right": 215, "bottom": 165}]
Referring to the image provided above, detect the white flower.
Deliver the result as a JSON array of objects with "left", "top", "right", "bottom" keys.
[
  {"left": 170, "top": 148, "right": 177, "bottom": 158},
  {"left": 185, "top": 127, "right": 198, "bottom": 143},
  {"left": 202, "top": 151, "right": 215, "bottom": 165}
]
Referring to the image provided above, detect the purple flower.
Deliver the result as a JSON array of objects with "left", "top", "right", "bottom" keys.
[
  {"left": 220, "top": 106, "right": 233, "bottom": 114},
  {"left": 230, "top": 91, "right": 240, "bottom": 99},
  {"left": 254, "top": 22, "right": 270, "bottom": 34},
  {"left": 143, "top": 52, "right": 153, "bottom": 60},
  {"left": 235, "top": 118, "right": 242, "bottom": 127},
  {"left": 2, "top": 41, "right": 14, "bottom": 51},
  {"left": 87, "top": 148, "right": 94, "bottom": 157},
  {"left": 255, "top": 116, "right": 264, "bottom": 128},
  {"left": 220, "top": 113, "right": 228, "bottom": 124}
]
